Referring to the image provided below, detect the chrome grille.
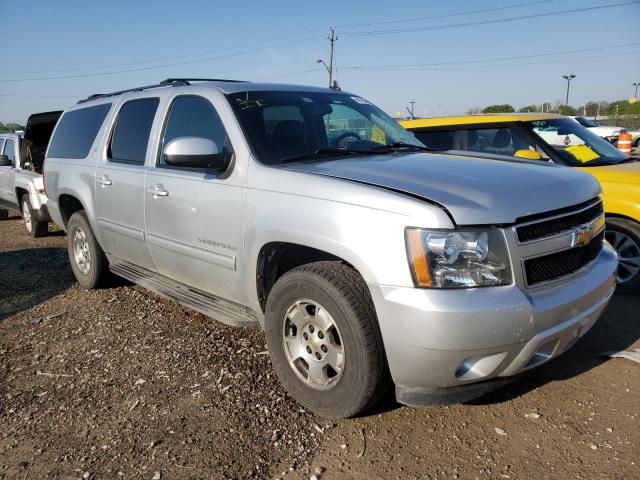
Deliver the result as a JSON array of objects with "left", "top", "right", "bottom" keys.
[
  {"left": 513, "top": 198, "right": 606, "bottom": 287},
  {"left": 524, "top": 231, "right": 604, "bottom": 286},
  {"left": 516, "top": 200, "right": 604, "bottom": 243}
]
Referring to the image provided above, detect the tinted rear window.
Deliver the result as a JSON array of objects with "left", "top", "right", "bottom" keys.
[
  {"left": 47, "top": 103, "right": 112, "bottom": 159},
  {"left": 109, "top": 98, "right": 159, "bottom": 164}
]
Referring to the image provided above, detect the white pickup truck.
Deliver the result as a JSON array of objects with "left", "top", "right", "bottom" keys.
[{"left": 0, "top": 111, "right": 61, "bottom": 236}]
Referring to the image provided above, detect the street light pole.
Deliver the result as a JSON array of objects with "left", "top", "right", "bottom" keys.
[
  {"left": 562, "top": 74, "right": 576, "bottom": 106},
  {"left": 316, "top": 29, "right": 338, "bottom": 88},
  {"left": 634, "top": 82, "right": 640, "bottom": 99}
]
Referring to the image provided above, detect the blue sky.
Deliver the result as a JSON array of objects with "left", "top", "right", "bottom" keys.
[{"left": 1, "top": 0, "right": 639, "bottom": 123}]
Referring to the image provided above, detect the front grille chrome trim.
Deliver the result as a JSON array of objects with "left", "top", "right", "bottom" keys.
[
  {"left": 510, "top": 198, "right": 606, "bottom": 289},
  {"left": 515, "top": 198, "right": 603, "bottom": 244},
  {"left": 520, "top": 228, "right": 605, "bottom": 288}
]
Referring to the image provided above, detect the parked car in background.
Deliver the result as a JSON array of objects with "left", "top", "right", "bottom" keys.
[
  {"left": 571, "top": 116, "right": 626, "bottom": 144},
  {"left": 0, "top": 111, "right": 61, "bottom": 236},
  {"left": 44, "top": 80, "right": 616, "bottom": 417},
  {"left": 401, "top": 113, "right": 640, "bottom": 293}
]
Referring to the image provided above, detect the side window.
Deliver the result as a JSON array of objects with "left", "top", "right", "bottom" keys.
[
  {"left": 3, "top": 139, "right": 16, "bottom": 164},
  {"left": 109, "top": 98, "right": 159, "bottom": 164},
  {"left": 159, "top": 96, "right": 233, "bottom": 168},
  {"left": 47, "top": 103, "right": 112, "bottom": 159},
  {"left": 0, "top": 139, "right": 5, "bottom": 155},
  {"left": 414, "top": 130, "right": 455, "bottom": 151}
]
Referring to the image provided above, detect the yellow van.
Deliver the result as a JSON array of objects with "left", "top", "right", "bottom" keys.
[{"left": 401, "top": 113, "right": 640, "bottom": 292}]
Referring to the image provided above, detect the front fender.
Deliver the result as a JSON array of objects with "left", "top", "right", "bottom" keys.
[{"left": 243, "top": 186, "right": 450, "bottom": 314}]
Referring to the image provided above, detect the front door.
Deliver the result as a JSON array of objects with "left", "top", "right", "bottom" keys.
[
  {"left": 95, "top": 96, "right": 160, "bottom": 270},
  {"left": 144, "top": 94, "right": 245, "bottom": 303},
  {"left": 0, "top": 138, "right": 18, "bottom": 212}
]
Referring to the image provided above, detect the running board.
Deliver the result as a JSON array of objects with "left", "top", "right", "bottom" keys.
[{"left": 108, "top": 258, "right": 260, "bottom": 327}]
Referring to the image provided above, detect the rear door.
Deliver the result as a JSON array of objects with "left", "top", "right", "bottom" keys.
[
  {"left": 94, "top": 96, "right": 160, "bottom": 270},
  {"left": 144, "top": 94, "right": 245, "bottom": 303},
  {"left": 0, "top": 138, "right": 19, "bottom": 211}
]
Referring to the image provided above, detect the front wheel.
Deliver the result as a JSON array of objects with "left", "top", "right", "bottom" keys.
[
  {"left": 0, "top": 209, "right": 8, "bottom": 220},
  {"left": 605, "top": 218, "right": 640, "bottom": 293},
  {"left": 264, "top": 261, "right": 391, "bottom": 418},
  {"left": 67, "top": 211, "right": 110, "bottom": 289},
  {"left": 21, "top": 197, "right": 48, "bottom": 237}
]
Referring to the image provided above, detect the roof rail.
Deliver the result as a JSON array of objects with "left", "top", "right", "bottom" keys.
[
  {"left": 160, "top": 78, "right": 247, "bottom": 85},
  {"left": 78, "top": 78, "right": 247, "bottom": 104}
]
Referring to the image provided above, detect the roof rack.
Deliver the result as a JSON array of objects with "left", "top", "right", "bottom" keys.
[{"left": 78, "top": 78, "right": 247, "bottom": 104}]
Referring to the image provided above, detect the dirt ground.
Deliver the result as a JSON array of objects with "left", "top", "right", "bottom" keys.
[{"left": 0, "top": 216, "right": 638, "bottom": 480}]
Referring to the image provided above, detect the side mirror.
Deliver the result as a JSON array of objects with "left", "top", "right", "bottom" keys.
[
  {"left": 163, "top": 137, "right": 230, "bottom": 172},
  {"left": 0, "top": 155, "right": 12, "bottom": 167},
  {"left": 514, "top": 149, "right": 542, "bottom": 161}
]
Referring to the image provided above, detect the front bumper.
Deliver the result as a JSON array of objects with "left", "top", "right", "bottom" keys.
[{"left": 369, "top": 243, "right": 617, "bottom": 404}]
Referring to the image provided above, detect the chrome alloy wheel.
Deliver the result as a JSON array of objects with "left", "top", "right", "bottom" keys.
[
  {"left": 72, "top": 227, "right": 92, "bottom": 275},
  {"left": 22, "top": 201, "right": 32, "bottom": 233},
  {"left": 282, "top": 299, "right": 345, "bottom": 390},
  {"left": 606, "top": 229, "right": 640, "bottom": 284}
]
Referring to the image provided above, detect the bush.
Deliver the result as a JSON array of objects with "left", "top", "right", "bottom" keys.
[{"left": 482, "top": 104, "right": 515, "bottom": 114}]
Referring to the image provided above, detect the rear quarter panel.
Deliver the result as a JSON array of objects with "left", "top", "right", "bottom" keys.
[{"left": 44, "top": 100, "right": 117, "bottom": 238}]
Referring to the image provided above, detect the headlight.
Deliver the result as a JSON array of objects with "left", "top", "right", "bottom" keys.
[{"left": 405, "top": 228, "right": 512, "bottom": 288}]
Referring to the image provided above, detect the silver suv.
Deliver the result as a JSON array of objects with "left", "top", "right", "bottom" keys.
[{"left": 44, "top": 79, "right": 617, "bottom": 418}]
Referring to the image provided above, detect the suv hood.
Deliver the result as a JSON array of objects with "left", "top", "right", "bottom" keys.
[{"left": 282, "top": 153, "right": 601, "bottom": 225}]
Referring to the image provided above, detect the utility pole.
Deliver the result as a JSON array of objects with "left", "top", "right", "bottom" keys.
[
  {"left": 562, "top": 74, "right": 576, "bottom": 106},
  {"left": 634, "top": 82, "right": 640, "bottom": 99},
  {"left": 409, "top": 101, "right": 415, "bottom": 118},
  {"left": 317, "top": 28, "right": 338, "bottom": 88}
]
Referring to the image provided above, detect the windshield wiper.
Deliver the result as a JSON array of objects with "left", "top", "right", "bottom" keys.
[
  {"left": 366, "top": 142, "right": 435, "bottom": 153},
  {"left": 280, "top": 148, "right": 373, "bottom": 164}
]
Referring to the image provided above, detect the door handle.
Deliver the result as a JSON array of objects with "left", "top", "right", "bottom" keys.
[
  {"left": 148, "top": 185, "right": 169, "bottom": 197},
  {"left": 97, "top": 176, "right": 112, "bottom": 186}
]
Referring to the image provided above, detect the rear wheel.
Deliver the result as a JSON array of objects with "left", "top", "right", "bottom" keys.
[
  {"left": 605, "top": 218, "right": 640, "bottom": 293},
  {"left": 67, "top": 211, "right": 110, "bottom": 289},
  {"left": 21, "top": 197, "right": 48, "bottom": 237},
  {"left": 265, "top": 261, "right": 391, "bottom": 418},
  {"left": 0, "top": 210, "right": 7, "bottom": 220}
]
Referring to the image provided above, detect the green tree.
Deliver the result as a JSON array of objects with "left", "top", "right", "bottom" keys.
[
  {"left": 518, "top": 105, "right": 538, "bottom": 113},
  {"left": 0, "top": 122, "right": 25, "bottom": 133},
  {"left": 482, "top": 104, "right": 515, "bottom": 114},
  {"left": 605, "top": 100, "right": 640, "bottom": 116},
  {"left": 556, "top": 105, "right": 577, "bottom": 116}
]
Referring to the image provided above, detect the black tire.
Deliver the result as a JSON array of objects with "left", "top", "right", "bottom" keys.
[
  {"left": 21, "top": 197, "right": 48, "bottom": 238},
  {"left": 264, "top": 261, "right": 391, "bottom": 418},
  {"left": 67, "top": 211, "right": 110, "bottom": 289},
  {"left": 605, "top": 218, "right": 640, "bottom": 294},
  {"left": 0, "top": 209, "right": 8, "bottom": 220}
]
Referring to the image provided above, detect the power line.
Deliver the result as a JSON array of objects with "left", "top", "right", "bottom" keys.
[
  {"left": 343, "top": 42, "right": 640, "bottom": 69},
  {"left": 254, "top": 68, "right": 324, "bottom": 81},
  {"left": 0, "top": 29, "right": 321, "bottom": 76},
  {"left": 339, "top": 1, "right": 640, "bottom": 36},
  {"left": 0, "top": 94, "right": 80, "bottom": 98},
  {"left": 342, "top": 51, "right": 640, "bottom": 73},
  {"left": 0, "top": 38, "right": 322, "bottom": 82},
  {"left": 336, "top": 0, "right": 556, "bottom": 28}
]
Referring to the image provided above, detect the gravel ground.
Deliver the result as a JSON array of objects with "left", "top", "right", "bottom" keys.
[{"left": 0, "top": 215, "right": 638, "bottom": 480}]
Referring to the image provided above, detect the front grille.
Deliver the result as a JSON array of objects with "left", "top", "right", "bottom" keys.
[
  {"left": 524, "top": 231, "right": 604, "bottom": 286},
  {"left": 517, "top": 201, "right": 603, "bottom": 243}
]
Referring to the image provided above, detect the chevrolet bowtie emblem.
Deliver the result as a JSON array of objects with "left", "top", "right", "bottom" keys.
[{"left": 572, "top": 224, "right": 594, "bottom": 248}]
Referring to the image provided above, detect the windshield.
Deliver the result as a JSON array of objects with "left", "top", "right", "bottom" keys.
[
  {"left": 226, "top": 90, "right": 425, "bottom": 164},
  {"left": 524, "top": 118, "right": 628, "bottom": 166},
  {"left": 573, "top": 116, "right": 599, "bottom": 128}
]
